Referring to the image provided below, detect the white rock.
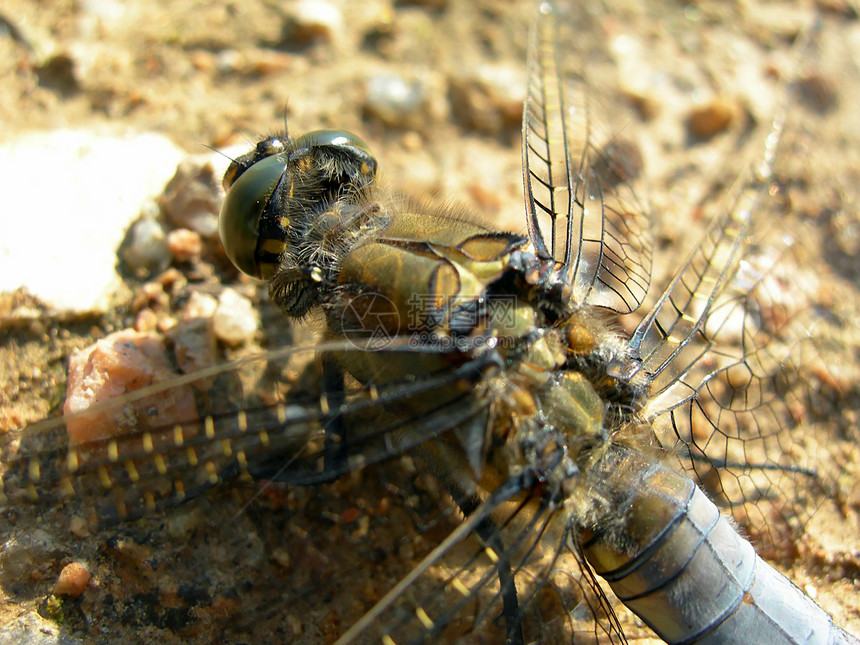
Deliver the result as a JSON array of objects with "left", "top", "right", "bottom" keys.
[
  {"left": 291, "top": 0, "right": 343, "bottom": 40},
  {"left": 0, "top": 129, "right": 184, "bottom": 312},
  {"left": 364, "top": 74, "right": 428, "bottom": 127},
  {"left": 212, "top": 288, "right": 258, "bottom": 345}
]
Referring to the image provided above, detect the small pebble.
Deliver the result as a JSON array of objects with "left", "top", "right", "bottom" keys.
[
  {"left": 155, "top": 267, "right": 188, "bottom": 293},
  {"left": 165, "top": 504, "right": 205, "bottom": 539},
  {"left": 289, "top": 0, "right": 343, "bottom": 43},
  {"left": 794, "top": 74, "right": 839, "bottom": 114},
  {"left": 131, "top": 280, "right": 169, "bottom": 314},
  {"left": 169, "top": 317, "right": 217, "bottom": 375},
  {"left": 36, "top": 52, "right": 80, "bottom": 95},
  {"left": 134, "top": 307, "right": 160, "bottom": 332},
  {"left": 686, "top": 99, "right": 736, "bottom": 140},
  {"left": 399, "top": 131, "right": 422, "bottom": 152},
  {"left": 69, "top": 516, "right": 91, "bottom": 539},
  {"left": 590, "top": 137, "right": 644, "bottom": 189},
  {"left": 212, "top": 288, "right": 258, "bottom": 345},
  {"left": 448, "top": 64, "right": 525, "bottom": 134},
  {"left": 245, "top": 49, "right": 295, "bottom": 76},
  {"left": 271, "top": 547, "right": 291, "bottom": 569},
  {"left": 625, "top": 89, "right": 661, "bottom": 121},
  {"left": 156, "top": 314, "right": 178, "bottom": 334},
  {"left": 121, "top": 217, "right": 171, "bottom": 276},
  {"left": 180, "top": 291, "right": 218, "bottom": 320},
  {"left": 364, "top": 74, "right": 428, "bottom": 128},
  {"left": 159, "top": 160, "right": 220, "bottom": 237},
  {"left": 286, "top": 614, "right": 304, "bottom": 637},
  {"left": 191, "top": 49, "right": 216, "bottom": 72},
  {"left": 167, "top": 228, "right": 203, "bottom": 263},
  {"left": 52, "top": 562, "right": 90, "bottom": 597}
]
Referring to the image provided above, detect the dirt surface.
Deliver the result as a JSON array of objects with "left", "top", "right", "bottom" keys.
[{"left": 1, "top": 0, "right": 859, "bottom": 643}]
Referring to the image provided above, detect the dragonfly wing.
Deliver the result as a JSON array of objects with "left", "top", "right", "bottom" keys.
[
  {"left": 522, "top": 1, "right": 653, "bottom": 314},
  {"left": 336, "top": 478, "right": 627, "bottom": 645},
  {"left": 628, "top": 112, "right": 843, "bottom": 548}
]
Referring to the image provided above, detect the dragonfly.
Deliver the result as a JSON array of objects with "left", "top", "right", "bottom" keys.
[{"left": 1, "top": 1, "right": 858, "bottom": 643}]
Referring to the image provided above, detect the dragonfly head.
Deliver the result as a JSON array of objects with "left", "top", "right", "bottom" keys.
[{"left": 219, "top": 129, "right": 378, "bottom": 280}]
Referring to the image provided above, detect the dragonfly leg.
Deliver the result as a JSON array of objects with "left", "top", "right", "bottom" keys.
[{"left": 321, "top": 356, "right": 348, "bottom": 474}]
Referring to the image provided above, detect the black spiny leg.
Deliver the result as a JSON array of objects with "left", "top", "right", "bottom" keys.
[{"left": 321, "top": 355, "right": 348, "bottom": 475}]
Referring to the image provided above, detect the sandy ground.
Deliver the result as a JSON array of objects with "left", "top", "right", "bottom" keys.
[{"left": 0, "top": 0, "right": 858, "bottom": 643}]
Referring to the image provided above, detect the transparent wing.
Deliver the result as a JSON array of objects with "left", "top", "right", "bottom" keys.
[
  {"left": 626, "top": 111, "right": 840, "bottom": 548},
  {"left": 336, "top": 476, "right": 627, "bottom": 645},
  {"left": 0, "top": 337, "right": 488, "bottom": 523},
  {"left": 522, "top": 1, "right": 652, "bottom": 314}
]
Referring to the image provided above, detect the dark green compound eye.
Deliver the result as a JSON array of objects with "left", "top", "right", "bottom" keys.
[
  {"left": 290, "top": 129, "right": 375, "bottom": 159},
  {"left": 221, "top": 136, "right": 287, "bottom": 193},
  {"left": 219, "top": 130, "right": 377, "bottom": 280},
  {"left": 219, "top": 151, "right": 288, "bottom": 279}
]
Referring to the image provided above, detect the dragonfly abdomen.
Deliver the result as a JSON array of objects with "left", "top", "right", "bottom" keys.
[{"left": 580, "top": 447, "right": 856, "bottom": 645}]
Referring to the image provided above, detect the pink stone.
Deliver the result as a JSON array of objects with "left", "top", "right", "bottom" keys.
[
  {"left": 52, "top": 562, "right": 90, "bottom": 597},
  {"left": 63, "top": 329, "right": 197, "bottom": 443}
]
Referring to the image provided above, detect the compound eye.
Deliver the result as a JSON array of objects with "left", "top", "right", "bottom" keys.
[
  {"left": 292, "top": 129, "right": 373, "bottom": 156},
  {"left": 222, "top": 136, "right": 287, "bottom": 193},
  {"left": 292, "top": 129, "right": 378, "bottom": 180},
  {"left": 219, "top": 152, "right": 287, "bottom": 279}
]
